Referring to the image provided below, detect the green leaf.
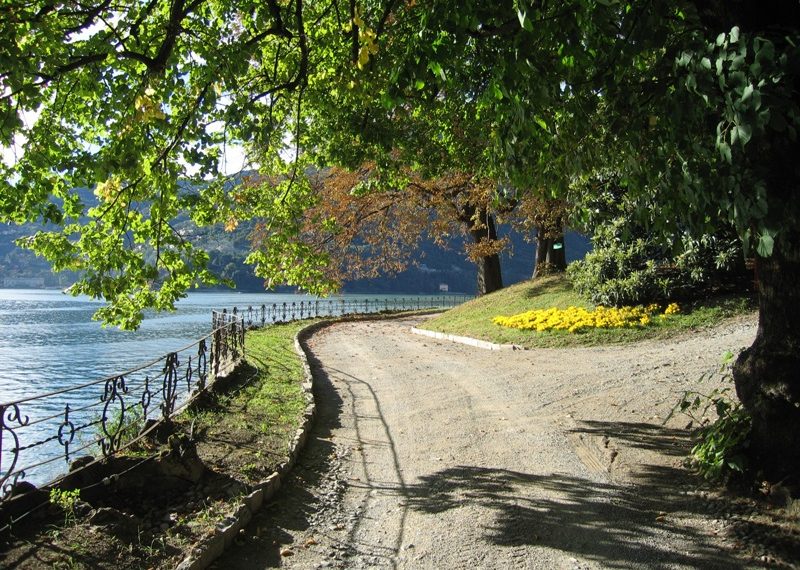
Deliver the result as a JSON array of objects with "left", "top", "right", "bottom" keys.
[
  {"left": 517, "top": 9, "right": 533, "bottom": 32},
  {"left": 741, "top": 83, "right": 754, "bottom": 104},
  {"left": 428, "top": 61, "right": 446, "bottom": 81},
  {"left": 756, "top": 232, "right": 774, "bottom": 257},
  {"left": 718, "top": 140, "right": 732, "bottom": 163},
  {"left": 490, "top": 82, "right": 503, "bottom": 100},
  {"left": 736, "top": 123, "right": 752, "bottom": 145}
]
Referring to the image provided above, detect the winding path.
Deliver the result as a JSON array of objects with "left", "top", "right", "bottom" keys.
[{"left": 216, "top": 314, "right": 759, "bottom": 569}]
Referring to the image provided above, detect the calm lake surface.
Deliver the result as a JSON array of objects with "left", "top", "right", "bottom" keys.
[
  {"left": 0, "top": 289, "right": 309, "bottom": 404},
  {"left": 0, "top": 288, "right": 455, "bottom": 487}
]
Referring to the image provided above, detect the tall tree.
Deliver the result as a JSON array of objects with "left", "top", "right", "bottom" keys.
[
  {"left": 403, "top": 1, "right": 800, "bottom": 478},
  {"left": 4, "top": 0, "right": 800, "bottom": 476},
  {"left": 1, "top": 0, "right": 313, "bottom": 328},
  {"left": 511, "top": 194, "right": 569, "bottom": 279},
  {"left": 297, "top": 1, "right": 800, "bottom": 477},
  {"left": 252, "top": 166, "right": 508, "bottom": 295}
]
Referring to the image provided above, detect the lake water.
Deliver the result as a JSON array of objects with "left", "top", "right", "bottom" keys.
[
  {"left": 0, "top": 290, "right": 309, "bottom": 403},
  {"left": 0, "top": 288, "right": 462, "bottom": 489}
]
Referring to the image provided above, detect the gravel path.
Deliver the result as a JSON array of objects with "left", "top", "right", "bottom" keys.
[{"left": 215, "top": 313, "right": 778, "bottom": 569}]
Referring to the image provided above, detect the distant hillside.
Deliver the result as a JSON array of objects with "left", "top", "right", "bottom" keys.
[
  {"left": 342, "top": 230, "right": 591, "bottom": 295},
  {"left": 0, "top": 189, "right": 591, "bottom": 293}
]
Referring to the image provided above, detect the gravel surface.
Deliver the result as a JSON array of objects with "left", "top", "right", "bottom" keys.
[{"left": 214, "top": 313, "right": 798, "bottom": 569}]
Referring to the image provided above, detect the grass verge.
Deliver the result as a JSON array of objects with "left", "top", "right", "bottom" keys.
[
  {"left": 422, "top": 274, "right": 756, "bottom": 348},
  {"left": 182, "top": 319, "right": 313, "bottom": 483}
]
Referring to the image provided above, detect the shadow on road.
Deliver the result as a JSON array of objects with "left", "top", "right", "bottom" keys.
[
  {"left": 215, "top": 330, "right": 768, "bottom": 570},
  {"left": 569, "top": 419, "right": 693, "bottom": 457},
  {"left": 401, "top": 463, "right": 743, "bottom": 569}
]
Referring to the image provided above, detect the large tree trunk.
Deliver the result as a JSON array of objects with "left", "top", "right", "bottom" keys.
[
  {"left": 733, "top": 235, "right": 800, "bottom": 480},
  {"left": 474, "top": 253, "right": 503, "bottom": 296},
  {"left": 690, "top": 0, "right": 800, "bottom": 481},
  {"left": 532, "top": 228, "right": 567, "bottom": 279},
  {"left": 467, "top": 210, "right": 503, "bottom": 295}
]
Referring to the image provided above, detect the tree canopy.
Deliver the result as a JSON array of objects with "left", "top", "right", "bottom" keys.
[
  {"left": 3, "top": 0, "right": 800, "bottom": 475},
  {"left": 5, "top": 0, "right": 796, "bottom": 322}
]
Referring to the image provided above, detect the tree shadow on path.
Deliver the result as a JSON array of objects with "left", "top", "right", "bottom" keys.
[
  {"left": 570, "top": 419, "right": 694, "bottom": 457},
  {"left": 402, "top": 463, "right": 746, "bottom": 569}
]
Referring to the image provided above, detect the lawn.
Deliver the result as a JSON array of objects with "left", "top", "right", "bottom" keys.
[{"left": 421, "top": 274, "right": 755, "bottom": 348}]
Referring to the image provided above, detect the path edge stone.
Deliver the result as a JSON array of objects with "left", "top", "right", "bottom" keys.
[{"left": 410, "top": 326, "right": 524, "bottom": 351}]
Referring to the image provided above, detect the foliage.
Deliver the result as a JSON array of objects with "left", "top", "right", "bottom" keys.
[
  {"left": 511, "top": 194, "right": 569, "bottom": 243},
  {"left": 1, "top": 0, "right": 314, "bottom": 328},
  {"left": 261, "top": 165, "right": 511, "bottom": 294},
  {"left": 49, "top": 488, "right": 81, "bottom": 526},
  {"left": 92, "top": 404, "right": 145, "bottom": 452},
  {"left": 567, "top": 215, "right": 745, "bottom": 307},
  {"left": 3, "top": 1, "right": 797, "bottom": 330},
  {"left": 668, "top": 352, "right": 752, "bottom": 480},
  {"left": 510, "top": 193, "right": 570, "bottom": 277},
  {"left": 493, "top": 302, "right": 680, "bottom": 333}
]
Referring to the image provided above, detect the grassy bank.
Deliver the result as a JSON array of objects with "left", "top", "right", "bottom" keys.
[
  {"left": 422, "top": 275, "right": 755, "bottom": 348},
  {"left": 182, "top": 319, "right": 314, "bottom": 483},
  {"left": 1, "top": 320, "right": 316, "bottom": 570}
]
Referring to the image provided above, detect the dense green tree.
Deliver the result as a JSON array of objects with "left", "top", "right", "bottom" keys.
[
  {"left": 3, "top": 0, "right": 800, "bottom": 476},
  {"left": 302, "top": 0, "right": 800, "bottom": 479},
  {"left": 1, "top": 0, "right": 313, "bottom": 327}
]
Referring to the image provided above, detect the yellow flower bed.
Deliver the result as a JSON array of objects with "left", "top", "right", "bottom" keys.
[{"left": 493, "top": 303, "right": 680, "bottom": 333}]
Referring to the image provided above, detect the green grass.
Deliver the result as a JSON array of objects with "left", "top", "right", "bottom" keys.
[
  {"left": 242, "top": 321, "right": 310, "bottom": 428},
  {"left": 180, "top": 319, "right": 316, "bottom": 482},
  {"left": 422, "top": 274, "right": 756, "bottom": 348}
]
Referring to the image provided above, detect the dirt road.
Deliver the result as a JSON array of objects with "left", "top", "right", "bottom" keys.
[{"left": 215, "top": 314, "right": 769, "bottom": 569}]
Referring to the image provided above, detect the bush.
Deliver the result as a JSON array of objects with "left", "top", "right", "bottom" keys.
[{"left": 568, "top": 218, "right": 744, "bottom": 307}]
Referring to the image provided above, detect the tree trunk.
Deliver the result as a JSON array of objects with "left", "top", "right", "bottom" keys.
[
  {"left": 532, "top": 228, "right": 567, "bottom": 279},
  {"left": 733, "top": 234, "right": 800, "bottom": 480},
  {"left": 468, "top": 211, "right": 503, "bottom": 295},
  {"left": 690, "top": 0, "right": 800, "bottom": 481},
  {"left": 474, "top": 253, "right": 503, "bottom": 296}
]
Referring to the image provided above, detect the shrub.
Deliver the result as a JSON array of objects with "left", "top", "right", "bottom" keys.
[
  {"left": 667, "top": 352, "right": 751, "bottom": 480},
  {"left": 49, "top": 488, "right": 81, "bottom": 525},
  {"left": 568, "top": 219, "right": 744, "bottom": 307}
]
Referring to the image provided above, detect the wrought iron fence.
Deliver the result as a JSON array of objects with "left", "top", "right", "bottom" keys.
[
  {"left": 0, "top": 311, "right": 245, "bottom": 509},
  {"left": 0, "top": 293, "right": 465, "bottom": 526},
  {"left": 230, "top": 294, "right": 472, "bottom": 328}
]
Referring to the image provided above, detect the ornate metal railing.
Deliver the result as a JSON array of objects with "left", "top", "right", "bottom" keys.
[
  {"left": 229, "top": 294, "right": 472, "bottom": 328},
  {"left": 0, "top": 293, "right": 466, "bottom": 526},
  {"left": 0, "top": 311, "right": 245, "bottom": 506}
]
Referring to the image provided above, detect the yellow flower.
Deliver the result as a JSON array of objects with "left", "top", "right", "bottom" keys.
[{"left": 494, "top": 303, "right": 667, "bottom": 334}]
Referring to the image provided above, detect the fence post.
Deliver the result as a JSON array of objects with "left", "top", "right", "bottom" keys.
[
  {"left": 212, "top": 320, "right": 221, "bottom": 378},
  {"left": 161, "top": 353, "right": 179, "bottom": 421}
]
